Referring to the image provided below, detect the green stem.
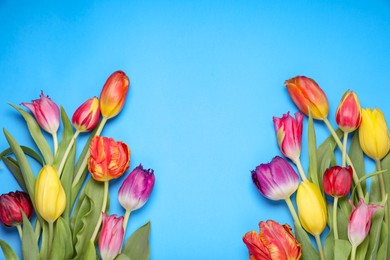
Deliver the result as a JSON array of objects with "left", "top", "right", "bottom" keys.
[
  {"left": 52, "top": 132, "right": 58, "bottom": 155},
  {"left": 293, "top": 158, "right": 308, "bottom": 182},
  {"left": 315, "top": 234, "right": 325, "bottom": 260},
  {"left": 351, "top": 245, "right": 357, "bottom": 260},
  {"left": 333, "top": 196, "right": 339, "bottom": 240},
  {"left": 90, "top": 181, "right": 109, "bottom": 242},
  {"left": 120, "top": 210, "right": 131, "bottom": 253},
  {"left": 375, "top": 159, "right": 387, "bottom": 224},
  {"left": 323, "top": 118, "right": 364, "bottom": 200},
  {"left": 16, "top": 224, "right": 22, "bottom": 241},
  {"left": 58, "top": 130, "right": 80, "bottom": 177},
  {"left": 342, "top": 132, "right": 348, "bottom": 167},
  {"left": 71, "top": 117, "right": 108, "bottom": 188},
  {"left": 34, "top": 219, "right": 41, "bottom": 242},
  {"left": 285, "top": 197, "right": 301, "bottom": 227},
  {"left": 48, "top": 221, "right": 54, "bottom": 259}
]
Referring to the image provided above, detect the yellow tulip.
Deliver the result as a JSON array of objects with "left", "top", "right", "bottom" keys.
[
  {"left": 35, "top": 165, "right": 66, "bottom": 223},
  {"left": 296, "top": 181, "right": 327, "bottom": 235},
  {"left": 359, "top": 108, "right": 390, "bottom": 160}
]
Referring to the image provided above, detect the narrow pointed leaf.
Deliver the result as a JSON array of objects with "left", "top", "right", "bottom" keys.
[
  {"left": 293, "top": 222, "right": 320, "bottom": 260},
  {"left": 21, "top": 213, "right": 39, "bottom": 260},
  {"left": 307, "top": 111, "right": 320, "bottom": 190},
  {"left": 1, "top": 156, "right": 27, "bottom": 191},
  {"left": 0, "top": 239, "right": 19, "bottom": 260},
  {"left": 51, "top": 217, "right": 74, "bottom": 260}
]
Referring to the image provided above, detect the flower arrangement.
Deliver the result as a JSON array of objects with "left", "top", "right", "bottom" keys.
[
  {"left": 244, "top": 76, "right": 389, "bottom": 260},
  {"left": 0, "top": 71, "right": 155, "bottom": 260}
]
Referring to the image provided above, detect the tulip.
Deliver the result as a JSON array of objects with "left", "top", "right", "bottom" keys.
[
  {"left": 336, "top": 91, "right": 362, "bottom": 133},
  {"left": 284, "top": 76, "right": 329, "bottom": 120},
  {"left": 72, "top": 97, "right": 100, "bottom": 132},
  {"left": 100, "top": 70, "right": 130, "bottom": 119},
  {"left": 273, "top": 112, "right": 304, "bottom": 163},
  {"left": 323, "top": 166, "right": 353, "bottom": 198},
  {"left": 21, "top": 91, "right": 60, "bottom": 134},
  {"left": 118, "top": 164, "right": 155, "bottom": 212},
  {"left": 98, "top": 213, "right": 124, "bottom": 260},
  {"left": 359, "top": 108, "right": 390, "bottom": 160},
  {"left": 88, "top": 136, "right": 130, "bottom": 182},
  {"left": 251, "top": 156, "right": 299, "bottom": 201},
  {"left": 243, "top": 220, "right": 301, "bottom": 260},
  {"left": 296, "top": 180, "right": 327, "bottom": 236},
  {"left": 348, "top": 199, "right": 382, "bottom": 260},
  {"left": 0, "top": 191, "right": 33, "bottom": 227},
  {"left": 35, "top": 165, "right": 66, "bottom": 223}
]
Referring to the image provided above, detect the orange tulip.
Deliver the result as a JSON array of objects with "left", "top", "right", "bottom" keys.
[
  {"left": 88, "top": 136, "right": 130, "bottom": 182},
  {"left": 100, "top": 71, "right": 130, "bottom": 119},
  {"left": 285, "top": 76, "right": 329, "bottom": 120},
  {"left": 243, "top": 220, "right": 301, "bottom": 260}
]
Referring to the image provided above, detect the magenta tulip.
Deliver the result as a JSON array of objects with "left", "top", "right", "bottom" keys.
[
  {"left": 251, "top": 156, "right": 299, "bottom": 201},
  {"left": 118, "top": 164, "right": 155, "bottom": 212},
  {"left": 98, "top": 213, "right": 124, "bottom": 260},
  {"left": 273, "top": 112, "right": 304, "bottom": 162},
  {"left": 348, "top": 199, "right": 382, "bottom": 247},
  {"left": 21, "top": 91, "right": 60, "bottom": 134}
]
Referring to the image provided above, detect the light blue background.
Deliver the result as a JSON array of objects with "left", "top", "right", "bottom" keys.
[{"left": 1, "top": 0, "right": 390, "bottom": 259}]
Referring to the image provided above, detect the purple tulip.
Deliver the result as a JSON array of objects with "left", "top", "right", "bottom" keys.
[
  {"left": 348, "top": 199, "right": 382, "bottom": 247},
  {"left": 98, "top": 213, "right": 124, "bottom": 260},
  {"left": 118, "top": 164, "right": 155, "bottom": 212},
  {"left": 21, "top": 91, "right": 60, "bottom": 134},
  {"left": 251, "top": 156, "right": 299, "bottom": 201}
]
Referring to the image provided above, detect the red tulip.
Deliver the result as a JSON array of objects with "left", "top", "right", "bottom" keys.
[
  {"left": 0, "top": 191, "right": 33, "bottom": 227},
  {"left": 336, "top": 91, "right": 362, "bottom": 133},
  {"left": 323, "top": 166, "right": 353, "bottom": 197},
  {"left": 72, "top": 97, "right": 100, "bottom": 132}
]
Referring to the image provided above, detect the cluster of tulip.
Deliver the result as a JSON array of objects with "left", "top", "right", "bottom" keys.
[
  {"left": 243, "top": 76, "right": 389, "bottom": 260},
  {"left": 0, "top": 71, "right": 155, "bottom": 260}
]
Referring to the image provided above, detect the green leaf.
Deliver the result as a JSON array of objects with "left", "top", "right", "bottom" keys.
[
  {"left": 349, "top": 132, "right": 366, "bottom": 193},
  {"left": 115, "top": 254, "right": 132, "bottom": 260},
  {"left": 53, "top": 107, "right": 74, "bottom": 169},
  {"left": 3, "top": 129, "right": 36, "bottom": 202},
  {"left": 366, "top": 208, "right": 385, "bottom": 260},
  {"left": 334, "top": 239, "right": 351, "bottom": 260},
  {"left": 380, "top": 153, "right": 390, "bottom": 257},
  {"left": 293, "top": 222, "right": 320, "bottom": 260},
  {"left": 0, "top": 146, "right": 44, "bottom": 165},
  {"left": 21, "top": 212, "right": 39, "bottom": 260},
  {"left": 83, "top": 240, "right": 97, "bottom": 260},
  {"left": 122, "top": 222, "right": 151, "bottom": 260},
  {"left": 71, "top": 179, "right": 105, "bottom": 260},
  {"left": 307, "top": 111, "right": 320, "bottom": 190},
  {"left": 51, "top": 217, "right": 74, "bottom": 260},
  {"left": 376, "top": 221, "right": 388, "bottom": 260},
  {"left": 9, "top": 103, "right": 53, "bottom": 164},
  {"left": 0, "top": 239, "right": 20, "bottom": 260},
  {"left": 324, "top": 204, "right": 334, "bottom": 260},
  {"left": 1, "top": 156, "right": 27, "bottom": 191},
  {"left": 355, "top": 236, "right": 369, "bottom": 260}
]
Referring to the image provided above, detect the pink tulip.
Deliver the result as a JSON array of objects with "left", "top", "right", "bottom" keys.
[
  {"left": 348, "top": 199, "right": 382, "bottom": 247},
  {"left": 118, "top": 164, "right": 155, "bottom": 212},
  {"left": 98, "top": 213, "right": 124, "bottom": 260},
  {"left": 21, "top": 91, "right": 60, "bottom": 134},
  {"left": 273, "top": 112, "right": 304, "bottom": 162}
]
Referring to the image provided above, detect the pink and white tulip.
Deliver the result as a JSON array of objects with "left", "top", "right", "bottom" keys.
[
  {"left": 273, "top": 112, "right": 304, "bottom": 162},
  {"left": 21, "top": 91, "right": 60, "bottom": 134},
  {"left": 98, "top": 213, "right": 124, "bottom": 260}
]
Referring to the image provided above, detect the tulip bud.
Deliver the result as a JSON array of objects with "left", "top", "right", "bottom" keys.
[
  {"left": 98, "top": 213, "right": 124, "bottom": 260},
  {"left": 243, "top": 220, "right": 301, "bottom": 260},
  {"left": 72, "top": 97, "right": 100, "bottom": 132},
  {"left": 323, "top": 166, "right": 353, "bottom": 198},
  {"left": 100, "top": 71, "right": 130, "bottom": 119},
  {"left": 0, "top": 191, "right": 33, "bottom": 227},
  {"left": 273, "top": 112, "right": 304, "bottom": 162},
  {"left": 21, "top": 91, "right": 60, "bottom": 134},
  {"left": 88, "top": 136, "right": 130, "bottom": 182},
  {"left": 296, "top": 181, "right": 327, "bottom": 235},
  {"left": 251, "top": 156, "right": 299, "bottom": 201},
  {"left": 348, "top": 199, "right": 382, "bottom": 248},
  {"left": 35, "top": 165, "right": 66, "bottom": 223},
  {"left": 359, "top": 108, "right": 390, "bottom": 160},
  {"left": 118, "top": 164, "right": 155, "bottom": 212},
  {"left": 285, "top": 76, "right": 329, "bottom": 120},
  {"left": 335, "top": 91, "right": 362, "bottom": 133}
]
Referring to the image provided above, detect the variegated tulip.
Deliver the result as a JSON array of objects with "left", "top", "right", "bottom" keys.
[
  {"left": 336, "top": 91, "right": 362, "bottom": 133},
  {"left": 72, "top": 97, "right": 100, "bottom": 132}
]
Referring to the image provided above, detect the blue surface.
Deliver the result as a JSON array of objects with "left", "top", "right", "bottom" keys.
[{"left": 1, "top": 0, "right": 390, "bottom": 259}]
